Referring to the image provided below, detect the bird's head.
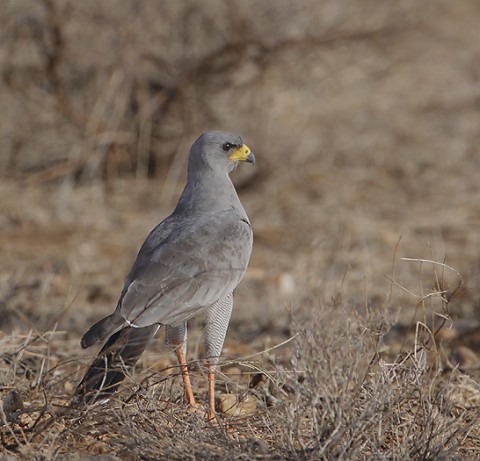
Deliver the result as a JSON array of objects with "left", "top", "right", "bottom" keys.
[{"left": 189, "top": 131, "right": 255, "bottom": 174}]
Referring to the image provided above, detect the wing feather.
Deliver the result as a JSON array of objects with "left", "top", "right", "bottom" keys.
[{"left": 117, "top": 210, "right": 252, "bottom": 327}]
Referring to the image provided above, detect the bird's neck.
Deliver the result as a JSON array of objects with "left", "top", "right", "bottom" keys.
[{"left": 175, "top": 169, "right": 244, "bottom": 215}]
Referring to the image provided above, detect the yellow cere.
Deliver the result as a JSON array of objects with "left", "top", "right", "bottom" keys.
[{"left": 228, "top": 144, "right": 251, "bottom": 162}]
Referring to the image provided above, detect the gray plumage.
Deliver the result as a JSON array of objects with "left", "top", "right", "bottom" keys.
[{"left": 75, "top": 131, "right": 254, "bottom": 407}]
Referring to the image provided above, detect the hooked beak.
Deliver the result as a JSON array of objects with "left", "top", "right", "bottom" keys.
[{"left": 229, "top": 144, "right": 255, "bottom": 166}]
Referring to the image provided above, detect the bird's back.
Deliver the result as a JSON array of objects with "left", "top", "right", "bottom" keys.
[{"left": 118, "top": 207, "right": 252, "bottom": 327}]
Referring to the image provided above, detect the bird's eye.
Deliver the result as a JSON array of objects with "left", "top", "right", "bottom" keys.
[{"left": 222, "top": 142, "right": 235, "bottom": 151}]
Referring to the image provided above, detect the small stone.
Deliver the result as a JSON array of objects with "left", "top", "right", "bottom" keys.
[
  {"left": 222, "top": 366, "right": 252, "bottom": 385},
  {"left": 222, "top": 365, "right": 242, "bottom": 377},
  {"left": 64, "top": 381, "right": 74, "bottom": 393},
  {"left": 277, "top": 272, "right": 295, "bottom": 295},
  {"left": 452, "top": 346, "right": 480, "bottom": 369},
  {"left": 218, "top": 393, "right": 257, "bottom": 417},
  {"left": 147, "top": 358, "right": 173, "bottom": 373},
  {"left": 436, "top": 326, "right": 457, "bottom": 342},
  {"left": 2, "top": 390, "right": 24, "bottom": 423}
]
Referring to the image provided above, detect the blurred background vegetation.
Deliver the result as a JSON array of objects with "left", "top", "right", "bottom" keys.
[{"left": 2, "top": 0, "right": 480, "bottom": 327}]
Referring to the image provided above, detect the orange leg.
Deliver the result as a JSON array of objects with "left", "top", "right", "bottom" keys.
[
  {"left": 207, "top": 363, "right": 216, "bottom": 421},
  {"left": 175, "top": 347, "right": 196, "bottom": 407}
]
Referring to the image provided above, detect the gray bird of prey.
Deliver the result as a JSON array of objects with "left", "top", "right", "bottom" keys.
[{"left": 75, "top": 131, "right": 255, "bottom": 420}]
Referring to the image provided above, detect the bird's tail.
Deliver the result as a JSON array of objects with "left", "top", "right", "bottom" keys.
[
  {"left": 80, "top": 313, "right": 126, "bottom": 349},
  {"left": 74, "top": 325, "right": 159, "bottom": 404}
]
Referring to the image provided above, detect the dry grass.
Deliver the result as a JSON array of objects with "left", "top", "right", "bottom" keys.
[
  {"left": 1, "top": 275, "right": 480, "bottom": 460},
  {"left": 2, "top": 0, "right": 480, "bottom": 459}
]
